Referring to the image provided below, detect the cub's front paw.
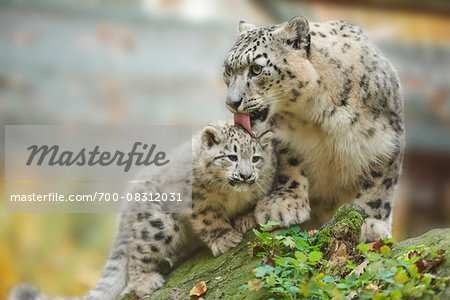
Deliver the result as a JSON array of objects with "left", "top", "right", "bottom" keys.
[
  {"left": 209, "top": 229, "right": 243, "bottom": 257},
  {"left": 133, "top": 272, "right": 165, "bottom": 297},
  {"left": 232, "top": 213, "right": 257, "bottom": 234},
  {"left": 360, "top": 218, "right": 391, "bottom": 242},
  {"left": 254, "top": 197, "right": 310, "bottom": 229}
]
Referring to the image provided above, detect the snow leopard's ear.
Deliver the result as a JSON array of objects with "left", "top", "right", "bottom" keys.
[
  {"left": 257, "top": 130, "right": 273, "bottom": 149},
  {"left": 201, "top": 126, "right": 222, "bottom": 148},
  {"left": 276, "top": 16, "right": 310, "bottom": 55},
  {"left": 238, "top": 20, "right": 256, "bottom": 33}
]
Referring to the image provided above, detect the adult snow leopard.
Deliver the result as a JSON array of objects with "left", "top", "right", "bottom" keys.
[{"left": 224, "top": 16, "right": 404, "bottom": 242}]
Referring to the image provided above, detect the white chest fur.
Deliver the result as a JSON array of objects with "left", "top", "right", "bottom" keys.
[
  {"left": 221, "top": 190, "right": 254, "bottom": 218},
  {"left": 277, "top": 115, "right": 397, "bottom": 202}
]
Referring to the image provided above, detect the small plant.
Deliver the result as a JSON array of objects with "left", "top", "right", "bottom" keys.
[{"left": 241, "top": 222, "right": 448, "bottom": 299}]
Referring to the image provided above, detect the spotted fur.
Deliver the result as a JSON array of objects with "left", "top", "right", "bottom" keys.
[
  {"left": 9, "top": 120, "right": 276, "bottom": 299},
  {"left": 223, "top": 16, "right": 404, "bottom": 242}
]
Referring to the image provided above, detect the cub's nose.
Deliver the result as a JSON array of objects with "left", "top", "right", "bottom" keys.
[
  {"left": 226, "top": 97, "right": 242, "bottom": 110},
  {"left": 239, "top": 172, "right": 252, "bottom": 180}
]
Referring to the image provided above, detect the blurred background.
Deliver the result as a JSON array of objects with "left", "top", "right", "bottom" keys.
[{"left": 0, "top": 0, "right": 449, "bottom": 298}]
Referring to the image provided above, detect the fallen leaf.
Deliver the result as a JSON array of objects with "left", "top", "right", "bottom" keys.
[
  {"left": 350, "top": 260, "right": 369, "bottom": 278},
  {"left": 248, "top": 279, "right": 263, "bottom": 291},
  {"left": 190, "top": 281, "right": 207, "bottom": 297},
  {"left": 366, "top": 241, "right": 376, "bottom": 249},
  {"left": 366, "top": 283, "right": 380, "bottom": 290},
  {"left": 415, "top": 254, "right": 444, "bottom": 273},
  {"left": 407, "top": 250, "right": 420, "bottom": 259},
  {"left": 370, "top": 239, "right": 393, "bottom": 251},
  {"left": 347, "top": 291, "right": 357, "bottom": 299}
]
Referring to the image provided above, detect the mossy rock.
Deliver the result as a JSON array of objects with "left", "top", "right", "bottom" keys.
[
  {"left": 393, "top": 228, "right": 450, "bottom": 298},
  {"left": 120, "top": 231, "right": 271, "bottom": 300},
  {"left": 120, "top": 224, "right": 450, "bottom": 300},
  {"left": 317, "top": 203, "right": 367, "bottom": 261}
]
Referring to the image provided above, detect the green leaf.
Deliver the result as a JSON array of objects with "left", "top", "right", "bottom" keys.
[
  {"left": 345, "top": 273, "right": 357, "bottom": 284},
  {"left": 253, "top": 228, "right": 272, "bottom": 241},
  {"left": 287, "top": 257, "right": 300, "bottom": 267},
  {"left": 421, "top": 275, "right": 432, "bottom": 286},
  {"left": 336, "top": 283, "right": 347, "bottom": 289},
  {"left": 262, "top": 221, "right": 280, "bottom": 228},
  {"left": 254, "top": 265, "right": 274, "bottom": 277},
  {"left": 293, "top": 237, "right": 310, "bottom": 249},
  {"left": 331, "top": 287, "right": 346, "bottom": 299},
  {"left": 283, "top": 236, "right": 296, "bottom": 248},
  {"left": 373, "top": 292, "right": 387, "bottom": 300},
  {"left": 379, "top": 269, "right": 392, "bottom": 277},
  {"left": 357, "top": 242, "right": 370, "bottom": 252},
  {"left": 274, "top": 257, "right": 286, "bottom": 265},
  {"left": 323, "top": 275, "right": 335, "bottom": 283},
  {"left": 390, "top": 290, "right": 402, "bottom": 299},
  {"left": 315, "top": 273, "right": 325, "bottom": 281},
  {"left": 295, "top": 251, "right": 307, "bottom": 262},
  {"left": 408, "top": 263, "right": 419, "bottom": 278},
  {"left": 289, "top": 225, "right": 301, "bottom": 233},
  {"left": 406, "top": 255, "right": 420, "bottom": 264},
  {"left": 383, "top": 237, "right": 396, "bottom": 244},
  {"left": 309, "top": 251, "right": 323, "bottom": 262},
  {"left": 393, "top": 271, "right": 409, "bottom": 284},
  {"left": 346, "top": 260, "right": 357, "bottom": 270},
  {"left": 266, "top": 273, "right": 277, "bottom": 287},
  {"left": 366, "top": 252, "right": 381, "bottom": 262},
  {"left": 380, "top": 245, "right": 391, "bottom": 257}
]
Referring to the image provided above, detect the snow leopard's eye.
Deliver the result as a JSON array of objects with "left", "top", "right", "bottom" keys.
[
  {"left": 227, "top": 155, "right": 238, "bottom": 162},
  {"left": 224, "top": 66, "right": 233, "bottom": 76},
  {"left": 252, "top": 156, "right": 260, "bottom": 163},
  {"left": 250, "top": 64, "right": 262, "bottom": 76}
]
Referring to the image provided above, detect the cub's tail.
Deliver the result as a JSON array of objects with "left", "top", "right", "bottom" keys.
[{"left": 9, "top": 220, "right": 129, "bottom": 300}]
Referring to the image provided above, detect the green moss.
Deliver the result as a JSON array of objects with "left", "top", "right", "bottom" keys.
[
  {"left": 318, "top": 203, "right": 367, "bottom": 247},
  {"left": 120, "top": 290, "right": 138, "bottom": 300},
  {"left": 123, "top": 232, "right": 271, "bottom": 300}
]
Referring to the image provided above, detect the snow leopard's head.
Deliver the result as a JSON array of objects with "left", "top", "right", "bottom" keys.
[
  {"left": 223, "top": 16, "right": 320, "bottom": 135},
  {"left": 200, "top": 120, "right": 275, "bottom": 193}
]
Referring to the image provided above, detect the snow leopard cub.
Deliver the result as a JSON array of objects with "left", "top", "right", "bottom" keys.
[{"left": 10, "top": 120, "right": 276, "bottom": 300}]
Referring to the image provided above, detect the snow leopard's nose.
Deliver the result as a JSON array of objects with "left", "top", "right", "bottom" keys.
[
  {"left": 226, "top": 96, "right": 242, "bottom": 110},
  {"left": 226, "top": 76, "right": 244, "bottom": 111},
  {"left": 239, "top": 172, "right": 252, "bottom": 180}
]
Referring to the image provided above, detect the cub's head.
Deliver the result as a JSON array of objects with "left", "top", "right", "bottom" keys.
[
  {"left": 223, "top": 16, "right": 320, "bottom": 133},
  {"left": 200, "top": 121, "right": 275, "bottom": 193}
]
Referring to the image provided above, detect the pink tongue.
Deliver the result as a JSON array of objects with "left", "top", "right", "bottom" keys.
[{"left": 234, "top": 113, "right": 255, "bottom": 137}]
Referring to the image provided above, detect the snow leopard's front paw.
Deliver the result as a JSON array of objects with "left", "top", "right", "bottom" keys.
[
  {"left": 133, "top": 272, "right": 165, "bottom": 297},
  {"left": 254, "top": 196, "right": 310, "bottom": 229},
  {"left": 232, "top": 212, "right": 257, "bottom": 234},
  {"left": 209, "top": 229, "right": 243, "bottom": 257},
  {"left": 360, "top": 217, "right": 391, "bottom": 242}
]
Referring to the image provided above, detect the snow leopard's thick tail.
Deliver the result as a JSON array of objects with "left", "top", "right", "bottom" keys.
[{"left": 9, "top": 219, "right": 129, "bottom": 300}]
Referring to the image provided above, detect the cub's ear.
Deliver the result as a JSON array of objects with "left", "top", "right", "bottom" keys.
[
  {"left": 201, "top": 126, "right": 222, "bottom": 148},
  {"left": 238, "top": 20, "right": 257, "bottom": 33},
  {"left": 257, "top": 130, "right": 273, "bottom": 148},
  {"left": 276, "top": 16, "right": 310, "bottom": 55}
]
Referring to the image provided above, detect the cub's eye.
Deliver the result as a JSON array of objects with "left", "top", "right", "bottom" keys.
[
  {"left": 252, "top": 156, "right": 260, "bottom": 163},
  {"left": 224, "top": 66, "right": 233, "bottom": 76},
  {"left": 227, "top": 155, "right": 238, "bottom": 161},
  {"left": 250, "top": 64, "right": 263, "bottom": 76}
]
